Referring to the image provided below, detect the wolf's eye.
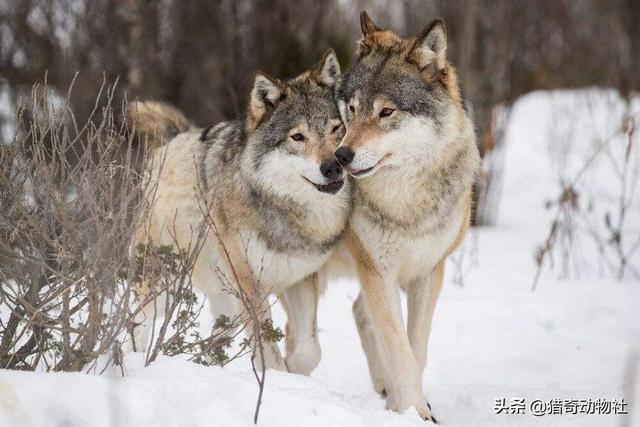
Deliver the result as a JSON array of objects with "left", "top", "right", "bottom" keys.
[
  {"left": 379, "top": 108, "right": 395, "bottom": 118},
  {"left": 290, "top": 133, "right": 305, "bottom": 141},
  {"left": 349, "top": 105, "right": 355, "bottom": 113},
  {"left": 331, "top": 123, "right": 343, "bottom": 134}
]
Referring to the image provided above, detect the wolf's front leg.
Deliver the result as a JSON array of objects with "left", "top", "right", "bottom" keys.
[
  {"left": 407, "top": 261, "right": 445, "bottom": 379},
  {"left": 204, "top": 215, "right": 289, "bottom": 372},
  {"left": 360, "top": 272, "right": 430, "bottom": 416},
  {"left": 347, "top": 232, "right": 436, "bottom": 423},
  {"left": 279, "top": 273, "right": 321, "bottom": 375},
  {"left": 249, "top": 295, "right": 287, "bottom": 372}
]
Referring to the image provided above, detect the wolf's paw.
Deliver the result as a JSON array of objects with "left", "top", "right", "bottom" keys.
[
  {"left": 411, "top": 403, "right": 437, "bottom": 424},
  {"left": 285, "top": 344, "right": 321, "bottom": 376},
  {"left": 423, "top": 401, "right": 438, "bottom": 424},
  {"left": 386, "top": 390, "right": 437, "bottom": 423}
]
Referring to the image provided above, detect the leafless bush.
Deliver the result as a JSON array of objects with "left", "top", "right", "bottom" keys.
[
  {"left": 0, "top": 80, "right": 282, "bottom": 422},
  {"left": 0, "top": 80, "right": 275, "bottom": 378},
  {"left": 533, "top": 95, "right": 640, "bottom": 289},
  {"left": 0, "top": 78, "right": 145, "bottom": 371}
]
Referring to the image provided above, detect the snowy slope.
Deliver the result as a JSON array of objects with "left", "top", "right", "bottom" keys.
[{"left": 1, "top": 89, "right": 639, "bottom": 427}]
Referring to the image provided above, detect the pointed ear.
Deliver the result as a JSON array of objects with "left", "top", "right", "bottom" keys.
[
  {"left": 246, "top": 72, "right": 286, "bottom": 132},
  {"left": 358, "top": 11, "right": 382, "bottom": 57},
  {"left": 407, "top": 19, "right": 447, "bottom": 72},
  {"left": 312, "top": 48, "right": 341, "bottom": 87},
  {"left": 360, "top": 11, "right": 381, "bottom": 35}
]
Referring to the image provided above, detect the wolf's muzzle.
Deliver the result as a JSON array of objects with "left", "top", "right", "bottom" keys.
[
  {"left": 312, "top": 158, "right": 344, "bottom": 194},
  {"left": 335, "top": 146, "right": 355, "bottom": 166},
  {"left": 320, "top": 158, "right": 343, "bottom": 181}
]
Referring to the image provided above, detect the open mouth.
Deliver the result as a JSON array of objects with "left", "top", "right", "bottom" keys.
[{"left": 304, "top": 178, "right": 344, "bottom": 194}]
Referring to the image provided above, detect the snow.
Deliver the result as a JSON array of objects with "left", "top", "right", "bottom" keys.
[
  {"left": 1, "top": 89, "right": 639, "bottom": 426},
  {"left": 0, "top": 353, "right": 425, "bottom": 427}
]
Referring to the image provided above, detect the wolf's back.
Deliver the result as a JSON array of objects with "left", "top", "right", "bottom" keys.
[{"left": 128, "top": 101, "right": 193, "bottom": 147}]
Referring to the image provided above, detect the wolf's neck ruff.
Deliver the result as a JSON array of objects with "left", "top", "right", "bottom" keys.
[
  {"left": 247, "top": 187, "right": 346, "bottom": 254},
  {"left": 353, "top": 141, "right": 476, "bottom": 234},
  {"left": 199, "top": 121, "right": 243, "bottom": 193}
]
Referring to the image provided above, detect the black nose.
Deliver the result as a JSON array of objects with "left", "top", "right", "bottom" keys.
[
  {"left": 320, "top": 158, "right": 343, "bottom": 181},
  {"left": 335, "top": 146, "right": 354, "bottom": 166}
]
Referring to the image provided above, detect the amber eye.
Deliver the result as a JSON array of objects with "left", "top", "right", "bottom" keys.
[
  {"left": 290, "top": 133, "right": 305, "bottom": 141},
  {"left": 379, "top": 108, "right": 395, "bottom": 118},
  {"left": 331, "top": 123, "right": 343, "bottom": 134}
]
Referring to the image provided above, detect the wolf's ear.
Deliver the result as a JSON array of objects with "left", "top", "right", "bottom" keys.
[
  {"left": 358, "top": 11, "right": 384, "bottom": 57},
  {"left": 360, "top": 11, "right": 381, "bottom": 36},
  {"left": 246, "top": 72, "right": 286, "bottom": 132},
  {"left": 312, "top": 48, "right": 341, "bottom": 87},
  {"left": 407, "top": 18, "right": 447, "bottom": 72}
]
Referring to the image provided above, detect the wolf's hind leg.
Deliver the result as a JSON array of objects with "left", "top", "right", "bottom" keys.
[
  {"left": 280, "top": 273, "right": 322, "bottom": 375},
  {"left": 353, "top": 292, "right": 388, "bottom": 395}
]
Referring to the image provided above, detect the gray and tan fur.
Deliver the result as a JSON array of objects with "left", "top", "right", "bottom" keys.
[
  {"left": 332, "top": 12, "right": 480, "bottom": 422},
  {"left": 130, "top": 49, "right": 350, "bottom": 375}
]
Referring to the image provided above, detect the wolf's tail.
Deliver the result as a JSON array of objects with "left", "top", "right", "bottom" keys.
[{"left": 128, "top": 101, "right": 194, "bottom": 147}]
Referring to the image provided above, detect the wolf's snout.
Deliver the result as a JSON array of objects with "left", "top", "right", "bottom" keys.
[
  {"left": 335, "top": 147, "right": 355, "bottom": 166},
  {"left": 320, "top": 158, "right": 343, "bottom": 181}
]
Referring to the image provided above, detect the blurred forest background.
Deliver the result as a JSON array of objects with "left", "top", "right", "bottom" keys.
[{"left": 1, "top": 0, "right": 639, "bottom": 223}]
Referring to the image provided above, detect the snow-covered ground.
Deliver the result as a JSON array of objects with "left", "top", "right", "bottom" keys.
[{"left": 1, "top": 89, "right": 639, "bottom": 426}]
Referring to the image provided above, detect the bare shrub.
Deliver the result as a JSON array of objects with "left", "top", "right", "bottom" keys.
[
  {"left": 0, "top": 80, "right": 282, "bottom": 422},
  {"left": 533, "top": 94, "right": 640, "bottom": 289},
  {"left": 0, "top": 78, "right": 146, "bottom": 371},
  {"left": 0, "top": 80, "right": 272, "bottom": 376}
]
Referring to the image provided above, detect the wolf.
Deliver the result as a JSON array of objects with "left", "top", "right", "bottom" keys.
[
  {"left": 129, "top": 49, "right": 350, "bottom": 375},
  {"left": 333, "top": 12, "right": 481, "bottom": 422}
]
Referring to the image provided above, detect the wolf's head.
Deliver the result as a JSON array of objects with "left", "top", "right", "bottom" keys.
[
  {"left": 242, "top": 49, "right": 347, "bottom": 197},
  {"left": 335, "top": 12, "right": 468, "bottom": 178}
]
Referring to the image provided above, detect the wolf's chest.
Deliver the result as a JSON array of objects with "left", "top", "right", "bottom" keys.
[
  {"left": 352, "top": 205, "right": 464, "bottom": 284},
  {"left": 237, "top": 229, "right": 331, "bottom": 291}
]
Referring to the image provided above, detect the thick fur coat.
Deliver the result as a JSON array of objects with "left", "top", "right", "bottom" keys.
[{"left": 332, "top": 13, "right": 481, "bottom": 422}]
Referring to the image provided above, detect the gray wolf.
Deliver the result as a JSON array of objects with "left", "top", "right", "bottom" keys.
[
  {"left": 129, "top": 49, "right": 350, "bottom": 375},
  {"left": 334, "top": 12, "right": 481, "bottom": 422}
]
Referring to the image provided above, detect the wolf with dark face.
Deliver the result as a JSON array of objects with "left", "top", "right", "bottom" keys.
[
  {"left": 334, "top": 13, "right": 480, "bottom": 422},
  {"left": 130, "top": 49, "right": 350, "bottom": 375}
]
